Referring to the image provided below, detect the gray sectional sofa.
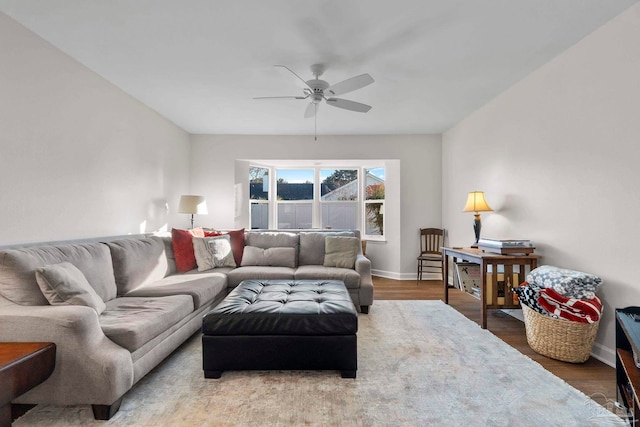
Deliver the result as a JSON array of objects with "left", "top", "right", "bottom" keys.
[{"left": 0, "top": 229, "right": 373, "bottom": 420}]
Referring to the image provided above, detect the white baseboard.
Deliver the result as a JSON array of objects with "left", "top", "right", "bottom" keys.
[
  {"left": 372, "top": 269, "right": 442, "bottom": 281},
  {"left": 590, "top": 342, "right": 615, "bottom": 368}
]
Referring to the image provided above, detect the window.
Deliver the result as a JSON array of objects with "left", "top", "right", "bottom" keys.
[
  {"left": 276, "top": 169, "right": 313, "bottom": 229},
  {"left": 364, "top": 167, "right": 385, "bottom": 238},
  {"left": 320, "top": 169, "right": 358, "bottom": 230},
  {"left": 249, "top": 167, "right": 269, "bottom": 229},
  {"left": 248, "top": 163, "right": 385, "bottom": 239}
]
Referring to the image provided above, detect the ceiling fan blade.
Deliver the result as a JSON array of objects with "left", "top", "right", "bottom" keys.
[
  {"left": 253, "top": 96, "right": 308, "bottom": 100},
  {"left": 326, "top": 74, "right": 374, "bottom": 96},
  {"left": 274, "top": 65, "right": 313, "bottom": 90},
  {"left": 325, "top": 98, "right": 372, "bottom": 113},
  {"left": 304, "top": 102, "right": 318, "bottom": 118}
]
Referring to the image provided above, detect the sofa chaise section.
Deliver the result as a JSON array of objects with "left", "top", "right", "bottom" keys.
[{"left": 0, "top": 236, "right": 227, "bottom": 420}]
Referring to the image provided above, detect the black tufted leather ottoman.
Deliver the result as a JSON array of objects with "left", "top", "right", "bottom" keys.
[{"left": 202, "top": 279, "right": 358, "bottom": 378}]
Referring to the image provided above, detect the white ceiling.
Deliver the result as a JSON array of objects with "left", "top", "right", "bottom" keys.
[{"left": 1, "top": 0, "right": 637, "bottom": 135}]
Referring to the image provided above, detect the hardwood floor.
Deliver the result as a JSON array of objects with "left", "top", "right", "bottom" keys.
[{"left": 373, "top": 276, "right": 618, "bottom": 410}]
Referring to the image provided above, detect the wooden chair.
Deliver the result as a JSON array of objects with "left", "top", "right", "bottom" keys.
[{"left": 417, "top": 228, "right": 445, "bottom": 284}]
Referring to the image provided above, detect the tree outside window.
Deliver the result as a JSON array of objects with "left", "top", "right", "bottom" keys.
[
  {"left": 364, "top": 168, "right": 385, "bottom": 237},
  {"left": 320, "top": 169, "right": 358, "bottom": 229},
  {"left": 249, "top": 167, "right": 269, "bottom": 229}
]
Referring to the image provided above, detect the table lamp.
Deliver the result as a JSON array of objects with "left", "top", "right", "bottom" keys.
[
  {"left": 178, "top": 195, "right": 208, "bottom": 228},
  {"left": 462, "top": 191, "right": 493, "bottom": 248}
]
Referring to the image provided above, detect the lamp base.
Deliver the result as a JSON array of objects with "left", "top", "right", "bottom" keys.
[
  {"left": 470, "top": 243, "right": 479, "bottom": 249},
  {"left": 472, "top": 213, "right": 482, "bottom": 249}
]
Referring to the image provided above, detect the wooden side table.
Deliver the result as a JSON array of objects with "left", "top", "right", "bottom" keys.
[
  {"left": 0, "top": 342, "right": 56, "bottom": 426},
  {"left": 442, "top": 247, "right": 541, "bottom": 329}
]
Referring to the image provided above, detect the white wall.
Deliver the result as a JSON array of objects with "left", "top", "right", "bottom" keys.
[
  {"left": 442, "top": 3, "right": 640, "bottom": 365},
  {"left": 0, "top": 13, "right": 191, "bottom": 245},
  {"left": 190, "top": 134, "right": 441, "bottom": 277}
]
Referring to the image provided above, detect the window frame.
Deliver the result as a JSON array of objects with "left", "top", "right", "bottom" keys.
[
  {"left": 362, "top": 167, "right": 386, "bottom": 241},
  {"left": 249, "top": 166, "right": 271, "bottom": 229},
  {"left": 247, "top": 162, "right": 386, "bottom": 240}
]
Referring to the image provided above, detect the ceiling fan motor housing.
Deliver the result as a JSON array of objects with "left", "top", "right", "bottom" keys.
[{"left": 306, "top": 79, "right": 329, "bottom": 103}]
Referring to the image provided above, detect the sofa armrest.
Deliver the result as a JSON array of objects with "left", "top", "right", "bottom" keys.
[
  {"left": 355, "top": 254, "right": 374, "bottom": 307},
  {"left": 354, "top": 253, "right": 371, "bottom": 279},
  {"left": 0, "top": 296, "right": 112, "bottom": 344},
  {"left": 0, "top": 296, "right": 134, "bottom": 405}
]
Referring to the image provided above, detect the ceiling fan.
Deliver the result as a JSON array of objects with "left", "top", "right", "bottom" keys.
[{"left": 254, "top": 64, "right": 374, "bottom": 119}]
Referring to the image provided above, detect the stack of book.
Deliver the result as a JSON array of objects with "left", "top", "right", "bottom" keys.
[{"left": 477, "top": 238, "right": 535, "bottom": 255}]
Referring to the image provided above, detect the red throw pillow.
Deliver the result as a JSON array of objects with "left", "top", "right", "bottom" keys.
[
  {"left": 171, "top": 227, "right": 204, "bottom": 273},
  {"left": 226, "top": 228, "right": 245, "bottom": 267}
]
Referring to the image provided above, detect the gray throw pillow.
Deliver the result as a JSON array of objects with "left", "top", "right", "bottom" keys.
[
  {"left": 240, "top": 246, "right": 296, "bottom": 268},
  {"left": 35, "top": 262, "right": 106, "bottom": 315},
  {"left": 299, "top": 231, "right": 355, "bottom": 265},
  {"left": 193, "top": 235, "right": 237, "bottom": 271},
  {"left": 324, "top": 236, "right": 360, "bottom": 269}
]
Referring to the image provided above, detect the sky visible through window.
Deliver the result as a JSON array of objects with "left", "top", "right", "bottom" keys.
[{"left": 278, "top": 168, "right": 385, "bottom": 183}]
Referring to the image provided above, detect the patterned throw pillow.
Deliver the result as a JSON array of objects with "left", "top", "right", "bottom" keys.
[
  {"left": 204, "top": 228, "right": 245, "bottom": 267},
  {"left": 526, "top": 265, "right": 602, "bottom": 300},
  {"left": 193, "top": 235, "right": 237, "bottom": 271},
  {"left": 513, "top": 282, "right": 554, "bottom": 317}
]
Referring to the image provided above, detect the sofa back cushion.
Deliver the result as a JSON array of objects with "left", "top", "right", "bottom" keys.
[
  {"left": 106, "top": 236, "right": 171, "bottom": 295},
  {"left": 156, "top": 235, "right": 177, "bottom": 274},
  {"left": 0, "top": 242, "right": 117, "bottom": 305},
  {"left": 299, "top": 231, "right": 355, "bottom": 265}
]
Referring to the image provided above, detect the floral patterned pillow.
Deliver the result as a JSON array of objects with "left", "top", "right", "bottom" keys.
[{"left": 526, "top": 265, "right": 602, "bottom": 300}]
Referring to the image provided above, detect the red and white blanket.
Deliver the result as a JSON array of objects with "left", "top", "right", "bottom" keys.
[{"left": 537, "top": 288, "right": 602, "bottom": 323}]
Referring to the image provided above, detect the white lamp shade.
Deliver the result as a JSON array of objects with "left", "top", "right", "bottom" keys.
[
  {"left": 178, "top": 195, "right": 208, "bottom": 215},
  {"left": 462, "top": 191, "right": 493, "bottom": 213}
]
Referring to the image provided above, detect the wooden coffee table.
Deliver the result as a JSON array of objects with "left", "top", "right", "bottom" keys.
[{"left": 0, "top": 342, "right": 56, "bottom": 426}]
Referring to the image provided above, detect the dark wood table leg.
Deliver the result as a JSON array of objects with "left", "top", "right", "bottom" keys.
[
  {"left": 443, "top": 252, "right": 449, "bottom": 304},
  {"left": 480, "top": 262, "right": 487, "bottom": 329}
]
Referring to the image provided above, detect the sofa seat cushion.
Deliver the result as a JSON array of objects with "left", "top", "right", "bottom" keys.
[
  {"left": 294, "top": 265, "right": 361, "bottom": 289},
  {"left": 100, "top": 295, "right": 194, "bottom": 352},
  {"left": 124, "top": 271, "right": 228, "bottom": 309},
  {"left": 226, "top": 266, "right": 295, "bottom": 287}
]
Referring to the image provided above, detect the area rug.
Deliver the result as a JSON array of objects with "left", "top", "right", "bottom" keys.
[{"left": 14, "top": 300, "right": 626, "bottom": 426}]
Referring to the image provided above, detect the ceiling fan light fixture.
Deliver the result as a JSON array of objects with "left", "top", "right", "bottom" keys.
[{"left": 254, "top": 64, "right": 374, "bottom": 139}]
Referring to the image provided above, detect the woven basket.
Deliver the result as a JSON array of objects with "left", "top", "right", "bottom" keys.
[{"left": 521, "top": 304, "right": 600, "bottom": 363}]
